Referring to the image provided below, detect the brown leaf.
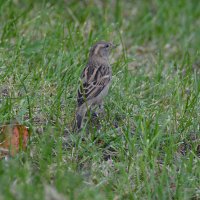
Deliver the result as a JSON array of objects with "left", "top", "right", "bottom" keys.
[{"left": 0, "top": 121, "right": 29, "bottom": 157}]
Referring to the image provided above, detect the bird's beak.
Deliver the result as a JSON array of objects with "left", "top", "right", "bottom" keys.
[{"left": 111, "top": 43, "right": 119, "bottom": 49}]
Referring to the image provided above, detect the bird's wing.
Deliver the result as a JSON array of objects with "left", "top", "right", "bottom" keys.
[{"left": 77, "top": 64, "right": 111, "bottom": 107}]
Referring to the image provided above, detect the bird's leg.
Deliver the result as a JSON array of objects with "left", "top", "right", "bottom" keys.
[
  {"left": 94, "top": 101, "right": 104, "bottom": 116},
  {"left": 88, "top": 101, "right": 104, "bottom": 119},
  {"left": 91, "top": 111, "right": 98, "bottom": 118},
  {"left": 75, "top": 104, "right": 87, "bottom": 130},
  {"left": 98, "top": 101, "right": 104, "bottom": 113},
  {"left": 88, "top": 105, "right": 98, "bottom": 118}
]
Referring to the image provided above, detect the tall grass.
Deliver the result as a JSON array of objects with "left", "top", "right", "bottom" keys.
[{"left": 0, "top": 0, "right": 200, "bottom": 199}]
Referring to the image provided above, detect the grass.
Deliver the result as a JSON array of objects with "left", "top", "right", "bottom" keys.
[{"left": 0, "top": 0, "right": 200, "bottom": 199}]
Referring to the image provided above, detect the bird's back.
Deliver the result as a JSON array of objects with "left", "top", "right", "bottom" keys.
[{"left": 77, "top": 61, "right": 111, "bottom": 107}]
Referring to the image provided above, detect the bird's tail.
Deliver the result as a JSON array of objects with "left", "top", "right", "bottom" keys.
[
  {"left": 74, "top": 106, "right": 86, "bottom": 131},
  {"left": 76, "top": 113, "right": 82, "bottom": 130}
]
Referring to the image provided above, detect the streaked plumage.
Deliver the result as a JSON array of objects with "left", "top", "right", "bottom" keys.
[{"left": 75, "top": 41, "right": 115, "bottom": 130}]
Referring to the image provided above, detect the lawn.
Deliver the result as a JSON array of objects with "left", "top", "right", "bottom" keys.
[{"left": 0, "top": 0, "right": 200, "bottom": 199}]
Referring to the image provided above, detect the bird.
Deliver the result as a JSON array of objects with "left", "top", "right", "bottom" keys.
[{"left": 75, "top": 41, "right": 116, "bottom": 130}]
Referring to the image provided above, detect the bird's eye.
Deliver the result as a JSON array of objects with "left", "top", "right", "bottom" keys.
[{"left": 105, "top": 44, "right": 110, "bottom": 48}]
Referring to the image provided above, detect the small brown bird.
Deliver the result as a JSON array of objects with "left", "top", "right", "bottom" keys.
[{"left": 75, "top": 41, "right": 116, "bottom": 130}]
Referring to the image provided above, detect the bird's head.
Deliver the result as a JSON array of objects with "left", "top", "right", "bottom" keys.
[{"left": 89, "top": 41, "right": 117, "bottom": 61}]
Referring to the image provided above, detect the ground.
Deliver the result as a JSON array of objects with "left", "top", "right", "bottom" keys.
[{"left": 0, "top": 0, "right": 200, "bottom": 199}]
